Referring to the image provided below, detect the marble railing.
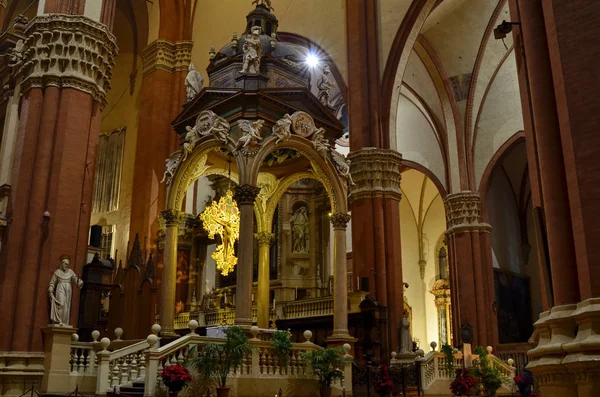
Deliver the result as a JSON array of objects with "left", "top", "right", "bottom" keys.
[
  {"left": 281, "top": 296, "right": 334, "bottom": 319},
  {"left": 418, "top": 345, "right": 515, "bottom": 392}
]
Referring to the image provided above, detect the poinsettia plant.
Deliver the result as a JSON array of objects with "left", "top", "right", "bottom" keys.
[
  {"left": 160, "top": 364, "right": 193, "bottom": 393},
  {"left": 373, "top": 364, "right": 394, "bottom": 396},
  {"left": 514, "top": 370, "right": 534, "bottom": 397},
  {"left": 450, "top": 368, "right": 477, "bottom": 396}
]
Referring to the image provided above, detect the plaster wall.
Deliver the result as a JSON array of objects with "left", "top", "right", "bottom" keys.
[{"left": 90, "top": 10, "right": 142, "bottom": 261}]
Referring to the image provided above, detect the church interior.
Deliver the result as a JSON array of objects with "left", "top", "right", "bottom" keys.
[{"left": 0, "top": 0, "right": 598, "bottom": 396}]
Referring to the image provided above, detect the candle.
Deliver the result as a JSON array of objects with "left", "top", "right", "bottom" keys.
[
  {"left": 224, "top": 293, "right": 227, "bottom": 304},
  {"left": 273, "top": 298, "right": 276, "bottom": 309},
  {"left": 295, "top": 287, "right": 298, "bottom": 300},
  {"left": 357, "top": 276, "right": 360, "bottom": 290}
]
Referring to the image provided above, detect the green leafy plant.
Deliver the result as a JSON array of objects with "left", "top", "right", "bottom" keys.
[
  {"left": 271, "top": 329, "right": 293, "bottom": 367},
  {"left": 441, "top": 343, "right": 455, "bottom": 375},
  {"left": 300, "top": 346, "right": 352, "bottom": 389},
  {"left": 470, "top": 346, "right": 508, "bottom": 396},
  {"left": 189, "top": 327, "right": 254, "bottom": 389}
]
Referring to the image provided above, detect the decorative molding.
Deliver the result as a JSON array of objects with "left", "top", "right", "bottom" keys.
[
  {"left": 234, "top": 184, "right": 261, "bottom": 205},
  {"left": 17, "top": 15, "right": 118, "bottom": 110},
  {"left": 347, "top": 148, "right": 403, "bottom": 203},
  {"left": 330, "top": 213, "right": 351, "bottom": 229},
  {"left": 255, "top": 232, "right": 274, "bottom": 247},
  {"left": 142, "top": 40, "right": 193, "bottom": 76},
  {"left": 0, "top": 0, "right": 8, "bottom": 8},
  {"left": 430, "top": 279, "right": 451, "bottom": 308},
  {"left": 444, "top": 191, "right": 491, "bottom": 233},
  {"left": 161, "top": 209, "right": 183, "bottom": 227}
]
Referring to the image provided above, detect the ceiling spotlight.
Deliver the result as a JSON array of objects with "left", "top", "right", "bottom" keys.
[
  {"left": 305, "top": 53, "right": 320, "bottom": 68},
  {"left": 493, "top": 20, "right": 520, "bottom": 40}
]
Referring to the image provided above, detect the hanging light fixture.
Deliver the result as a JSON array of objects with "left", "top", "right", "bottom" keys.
[{"left": 200, "top": 159, "right": 240, "bottom": 275}]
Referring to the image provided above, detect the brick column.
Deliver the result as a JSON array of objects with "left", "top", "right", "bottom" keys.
[
  {"left": 444, "top": 192, "right": 498, "bottom": 347},
  {"left": 129, "top": 40, "right": 192, "bottom": 248},
  {"left": 348, "top": 148, "right": 403, "bottom": 353},
  {"left": 0, "top": 14, "right": 117, "bottom": 352}
]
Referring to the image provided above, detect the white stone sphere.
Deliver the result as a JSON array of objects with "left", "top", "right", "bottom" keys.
[
  {"left": 188, "top": 320, "right": 199, "bottom": 332},
  {"left": 430, "top": 341, "right": 438, "bottom": 351},
  {"left": 71, "top": 333, "right": 79, "bottom": 342},
  {"left": 114, "top": 327, "right": 123, "bottom": 339},
  {"left": 486, "top": 346, "right": 493, "bottom": 354},
  {"left": 416, "top": 349, "right": 425, "bottom": 357},
  {"left": 343, "top": 343, "right": 351, "bottom": 353},
  {"left": 147, "top": 334, "right": 158, "bottom": 348},
  {"left": 508, "top": 358, "right": 514, "bottom": 366},
  {"left": 100, "top": 337, "right": 110, "bottom": 351},
  {"left": 151, "top": 324, "right": 162, "bottom": 335},
  {"left": 91, "top": 330, "right": 100, "bottom": 342},
  {"left": 303, "top": 330, "right": 313, "bottom": 342},
  {"left": 250, "top": 325, "right": 260, "bottom": 338}
]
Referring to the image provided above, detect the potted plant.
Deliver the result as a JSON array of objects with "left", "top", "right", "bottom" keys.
[
  {"left": 470, "top": 347, "right": 509, "bottom": 397},
  {"left": 301, "top": 346, "right": 352, "bottom": 397},
  {"left": 373, "top": 364, "right": 394, "bottom": 397},
  {"left": 450, "top": 368, "right": 477, "bottom": 396},
  {"left": 190, "top": 326, "right": 253, "bottom": 397},
  {"left": 160, "top": 364, "right": 193, "bottom": 397},
  {"left": 514, "top": 370, "right": 534, "bottom": 397},
  {"left": 271, "top": 329, "right": 293, "bottom": 369}
]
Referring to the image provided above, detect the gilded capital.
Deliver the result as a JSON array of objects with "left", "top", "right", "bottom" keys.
[
  {"left": 255, "top": 232, "right": 274, "bottom": 247},
  {"left": 234, "top": 184, "right": 261, "bottom": 205},
  {"left": 142, "top": 40, "right": 193, "bottom": 76},
  {"left": 330, "top": 213, "right": 351, "bottom": 229},
  {"left": 444, "top": 191, "right": 491, "bottom": 234},
  {"left": 347, "top": 148, "right": 403, "bottom": 204},
  {"left": 17, "top": 15, "right": 118, "bottom": 110},
  {"left": 161, "top": 209, "right": 183, "bottom": 227}
]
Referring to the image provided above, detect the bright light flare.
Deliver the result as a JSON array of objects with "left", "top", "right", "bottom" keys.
[{"left": 305, "top": 53, "right": 320, "bottom": 68}]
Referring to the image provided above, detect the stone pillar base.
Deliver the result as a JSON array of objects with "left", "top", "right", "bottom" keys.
[
  {"left": 0, "top": 352, "right": 45, "bottom": 397},
  {"left": 528, "top": 298, "right": 600, "bottom": 397},
  {"left": 40, "top": 326, "right": 77, "bottom": 394}
]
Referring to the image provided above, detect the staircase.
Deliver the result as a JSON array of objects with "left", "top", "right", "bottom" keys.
[{"left": 114, "top": 380, "right": 145, "bottom": 397}]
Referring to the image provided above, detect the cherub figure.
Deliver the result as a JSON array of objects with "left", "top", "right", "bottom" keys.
[
  {"left": 273, "top": 114, "right": 292, "bottom": 144},
  {"left": 311, "top": 128, "right": 330, "bottom": 159},
  {"left": 240, "top": 26, "right": 263, "bottom": 74},
  {"left": 331, "top": 149, "right": 355, "bottom": 185},
  {"left": 161, "top": 151, "right": 183, "bottom": 185},
  {"left": 237, "top": 119, "right": 264, "bottom": 155}
]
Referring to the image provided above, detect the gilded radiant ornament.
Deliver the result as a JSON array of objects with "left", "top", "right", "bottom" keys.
[{"left": 200, "top": 190, "right": 240, "bottom": 275}]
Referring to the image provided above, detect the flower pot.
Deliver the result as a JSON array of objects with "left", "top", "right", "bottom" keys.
[
  {"left": 169, "top": 392, "right": 179, "bottom": 397},
  {"left": 217, "top": 387, "right": 230, "bottom": 397},
  {"left": 319, "top": 386, "right": 332, "bottom": 397}
]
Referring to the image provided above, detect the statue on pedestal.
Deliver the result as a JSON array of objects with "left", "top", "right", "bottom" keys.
[
  {"left": 240, "top": 26, "right": 263, "bottom": 74},
  {"left": 290, "top": 206, "right": 309, "bottom": 252},
  {"left": 317, "top": 64, "right": 336, "bottom": 107},
  {"left": 185, "top": 63, "right": 204, "bottom": 102},
  {"left": 48, "top": 255, "right": 83, "bottom": 327},
  {"left": 400, "top": 311, "right": 414, "bottom": 354}
]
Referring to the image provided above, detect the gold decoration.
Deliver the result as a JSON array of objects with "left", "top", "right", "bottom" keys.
[{"left": 200, "top": 190, "right": 240, "bottom": 276}]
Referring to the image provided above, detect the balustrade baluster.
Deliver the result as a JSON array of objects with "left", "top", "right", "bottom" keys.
[
  {"left": 130, "top": 354, "right": 138, "bottom": 381},
  {"left": 69, "top": 348, "right": 76, "bottom": 374},
  {"left": 121, "top": 357, "right": 130, "bottom": 384},
  {"left": 111, "top": 361, "right": 120, "bottom": 389},
  {"left": 138, "top": 352, "right": 146, "bottom": 379},
  {"left": 83, "top": 349, "right": 90, "bottom": 374}
]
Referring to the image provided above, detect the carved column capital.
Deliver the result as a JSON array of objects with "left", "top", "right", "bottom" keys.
[
  {"left": 0, "top": 0, "right": 7, "bottom": 8},
  {"left": 330, "top": 213, "right": 351, "bottom": 229},
  {"left": 161, "top": 209, "right": 183, "bottom": 227},
  {"left": 17, "top": 15, "right": 118, "bottom": 110},
  {"left": 444, "top": 191, "right": 491, "bottom": 234},
  {"left": 234, "top": 184, "right": 261, "bottom": 205},
  {"left": 255, "top": 232, "right": 274, "bottom": 247},
  {"left": 347, "top": 148, "right": 403, "bottom": 204},
  {"left": 142, "top": 40, "right": 193, "bottom": 77}
]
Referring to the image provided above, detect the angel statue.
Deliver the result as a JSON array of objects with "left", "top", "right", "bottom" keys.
[
  {"left": 273, "top": 114, "right": 292, "bottom": 144},
  {"left": 183, "top": 111, "right": 231, "bottom": 159},
  {"left": 311, "top": 128, "right": 330, "bottom": 159},
  {"left": 331, "top": 149, "right": 355, "bottom": 185},
  {"left": 48, "top": 255, "right": 83, "bottom": 327},
  {"left": 185, "top": 63, "right": 204, "bottom": 102},
  {"left": 240, "top": 26, "right": 263, "bottom": 74},
  {"left": 161, "top": 150, "right": 183, "bottom": 185},
  {"left": 236, "top": 119, "right": 264, "bottom": 155}
]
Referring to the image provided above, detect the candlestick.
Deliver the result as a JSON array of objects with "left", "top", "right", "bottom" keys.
[{"left": 273, "top": 298, "right": 276, "bottom": 309}]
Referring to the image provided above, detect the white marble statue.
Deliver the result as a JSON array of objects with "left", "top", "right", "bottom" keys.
[
  {"left": 400, "top": 311, "right": 414, "bottom": 354},
  {"left": 161, "top": 150, "right": 183, "bottom": 185},
  {"left": 185, "top": 63, "right": 204, "bottom": 102},
  {"left": 273, "top": 114, "right": 292, "bottom": 144},
  {"left": 48, "top": 256, "right": 83, "bottom": 327},
  {"left": 331, "top": 149, "right": 355, "bottom": 185},
  {"left": 317, "top": 65, "right": 336, "bottom": 107},
  {"left": 240, "top": 26, "right": 263, "bottom": 74},
  {"left": 311, "top": 128, "right": 330, "bottom": 159},
  {"left": 236, "top": 119, "right": 264, "bottom": 155},
  {"left": 183, "top": 111, "right": 231, "bottom": 159},
  {"left": 290, "top": 206, "right": 309, "bottom": 253}
]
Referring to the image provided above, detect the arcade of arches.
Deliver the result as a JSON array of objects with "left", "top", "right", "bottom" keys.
[{"left": 0, "top": 0, "right": 599, "bottom": 396}]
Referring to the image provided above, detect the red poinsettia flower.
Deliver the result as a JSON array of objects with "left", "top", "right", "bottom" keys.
[{"left": 160, "top": 364, "right": 193, "bottom": 393}]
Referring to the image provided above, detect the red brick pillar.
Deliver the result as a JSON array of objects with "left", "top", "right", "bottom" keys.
[
  {"left": 509, "top": 0, "right": 580, "bottom": 307},
  {"left": 346, "top": 0, "right": 405, "bottom": 357},
  {"left": 541, "top": 0, "right": 600, "bottom": 300},
  {"left": 0, "top": 14, "right": 117, "bottom": 352},
  {"left": 444, "top": 192, "right": 498, "bottom": 347},
  {"left": 128, "top": 40, "right": 192, "bottom": 250}
]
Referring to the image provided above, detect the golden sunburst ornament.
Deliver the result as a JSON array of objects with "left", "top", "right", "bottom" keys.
[{"left": 200, "top": 189, "right": 240, "bottom": 275}]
